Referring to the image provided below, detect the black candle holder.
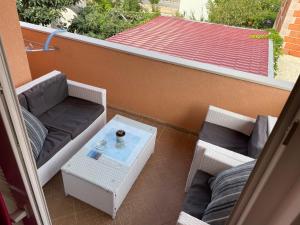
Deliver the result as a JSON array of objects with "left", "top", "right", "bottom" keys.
[
  {"left": 116, "top": 130, "right": 126, "bottom": 138},
  {"left": 116, "top": 130, "right": 126, "bottom": 148}
]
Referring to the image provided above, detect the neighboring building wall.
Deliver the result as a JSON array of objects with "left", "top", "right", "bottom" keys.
[
  {"left": 275, "top": 0, "right": 293, "bottom": 33},
  {"left": 275, "top": 0, "right": 300, "bottom": 82},
  {"left": 143, "top": 0, "right": 179, "bottom": 17},
  {"left": 277, "top": 54, "right": 300, "bottom": 82},
  {"left": 179, "top": 0, "right": 208, "bottom": 21},
  {"left": 0, "top": 1, "right": 32, "bottom": 87},
  {"left": 278, "top": 0, "right": 300, "bottom": 57},
  {"left": 22, "top": 27, "right": 290, "bottom": 133}
]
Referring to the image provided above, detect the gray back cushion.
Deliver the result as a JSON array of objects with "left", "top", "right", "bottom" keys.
[
  {"left": 23, "top": 74, "right": 68, "bottom": 116},
  {"left": 18, "top": 94, "right": 28, "bottom": 110},
  {"left": 248, "top": 115, "right": 268, "bottom": 158},
  {"left": 21, "top": 106, "right": 48, "bottom": 160},
  {"left": 202, "top": 160, "right": 256, "bottom": 225}
]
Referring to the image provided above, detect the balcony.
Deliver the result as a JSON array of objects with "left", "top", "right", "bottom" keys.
[{"left": 20, "top": 22, "right": 293, "bottom": 225}]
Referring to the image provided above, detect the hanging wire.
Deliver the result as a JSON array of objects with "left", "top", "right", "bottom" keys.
[
  {"left": 24, "top": 29, "right": 66, "bottom": 52},
  {"left": 24, "top": 39, "right": 55, "bottom": 52}
]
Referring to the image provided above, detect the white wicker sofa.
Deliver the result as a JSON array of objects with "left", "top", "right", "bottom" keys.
[
  {"left": 177, "top": 106, "right": 277, "bottom": 225},
  {"left": 16, "top": 70, "right": 106, "bottom": 186}
]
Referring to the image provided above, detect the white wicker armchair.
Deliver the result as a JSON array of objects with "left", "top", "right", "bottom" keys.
[
  {"left": 178, "top": 105, "right": 277, "bottom": 225},
  {"left": 178, "top": 142, "right": 253, "bottom": 225}
]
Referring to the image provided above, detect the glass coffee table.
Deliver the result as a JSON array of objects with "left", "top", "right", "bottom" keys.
[{"left": 61, "top": 115, "right": 157, "bottom": 218}]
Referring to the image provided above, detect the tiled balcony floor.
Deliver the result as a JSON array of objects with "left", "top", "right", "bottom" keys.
[{"left": 43, "top": 108, "right": 197, "bottom": 225}]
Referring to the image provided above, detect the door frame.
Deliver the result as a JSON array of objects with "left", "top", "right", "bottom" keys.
[
  {"left": 229, "top": 76, "right": 300, "bottom": 225},
  {"left": 0, "top": 38, "right": 51, "bottom": 225}
]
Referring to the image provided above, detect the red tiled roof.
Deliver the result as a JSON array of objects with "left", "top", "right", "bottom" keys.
[{"left": 107, "top": 16, "right": 270, "bottom": 76}]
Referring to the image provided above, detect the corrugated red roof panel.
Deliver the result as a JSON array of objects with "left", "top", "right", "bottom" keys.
[{"left": 107, "top": 16, "right": 270, "bottom": 76}]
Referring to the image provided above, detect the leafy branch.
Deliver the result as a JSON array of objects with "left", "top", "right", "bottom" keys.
[{"left": 250, "top": 29, "right": 283, "bottom": 76}]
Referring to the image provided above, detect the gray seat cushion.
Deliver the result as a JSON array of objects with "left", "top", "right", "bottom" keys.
[
  {"left": 36, "top": 128, "right": 71, "bottom": 168},
  {"left": 182, "top": 170, "right": 212, "bottom": 220},
  {"left": 38, "top": 96, "right": 104, "bottom": 139},
  {"left": 23, "top": 74, "right": 68, "bottom": 117},
  {"left": 202, "top": 160, "right": 255, "bottom": 225},
  {"left": 248, "top": 116, "right": 268, "bottom": 158},
  {"left": 199, "top": 122, "right": 249, "bottom": 156}
]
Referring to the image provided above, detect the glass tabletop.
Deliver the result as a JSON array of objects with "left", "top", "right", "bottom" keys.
[{"left": 84, "top": 117, "right": 153, "bottom": 167}]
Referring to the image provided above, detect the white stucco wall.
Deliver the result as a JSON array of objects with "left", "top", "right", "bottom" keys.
[{"left": 179, "top": 0, "right": 209, "bottom": 21}]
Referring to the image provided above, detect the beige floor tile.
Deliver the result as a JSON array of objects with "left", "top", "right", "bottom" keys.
[
  {"left": 76, "top": 207, "right": 112, "bottom": 225},
  {"left": 46, "top": 194, "right": 75, "bottom": 219},
  {"left": 52, "top": 213, "right": 77, "bottom": 225}
]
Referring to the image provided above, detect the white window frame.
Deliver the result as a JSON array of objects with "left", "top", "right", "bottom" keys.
[
  {"left": 228, "top": 77, "right": 300, "bottom": 225},
  {"left": 0, "top": 38, "right": 51, "bottom": 225}
]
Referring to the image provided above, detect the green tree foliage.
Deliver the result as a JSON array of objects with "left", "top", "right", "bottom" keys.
[
  {"left": 17, "top": 0, "right": 80, "bottom": 25},
  {"left": 149, "top": 0, "right": 159, "bottom": 4},
  {"left": 94, "top": 0, "right": 113, "bottom": 11},
  {"left": 250, "top": 29, "right": 283, "bottom": 75},
  {"left": 268, "top": 29, "right": 283, "bottom": 74},
  {"left": 68, "top": 1, "right": 159, "bottom": 39},
  {"left": 149, "top": 0, "right": 160, "bottom": 12},
  {"left": 208, "top": 0, "right": 281, "bottom": 29},
  {"left": 122, "top": 0, "right": 142, "bottom": 12}
]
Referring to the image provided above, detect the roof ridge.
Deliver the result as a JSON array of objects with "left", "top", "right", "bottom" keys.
[{"left": 158, "top": 15, "right": 268, "bottom": 33}]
